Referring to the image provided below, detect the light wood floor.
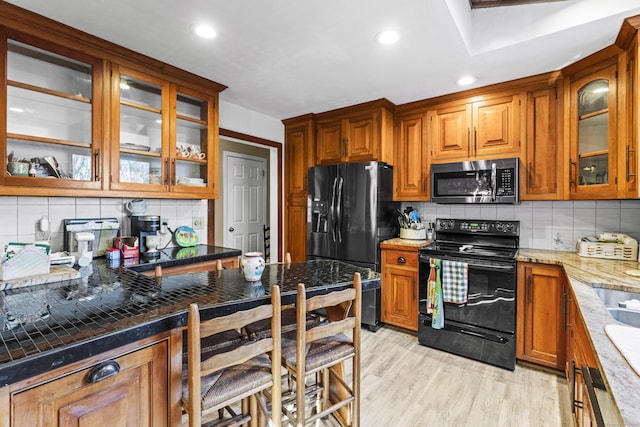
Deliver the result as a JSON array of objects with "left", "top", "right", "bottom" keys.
[{"left": 185, "top": 325, "right": 572, "bottom": 426}]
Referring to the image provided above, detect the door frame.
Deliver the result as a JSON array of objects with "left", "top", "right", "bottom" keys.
[
  {"left": 222, "top": 151, "right": 267, "bottom": 254},
  {"left": 210, "top": 129, "right": 282, "bottom": 263}
]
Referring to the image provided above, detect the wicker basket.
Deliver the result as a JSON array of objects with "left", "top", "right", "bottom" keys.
[{"left": 576, "top": 233, "right": 638, "bottom": 261}]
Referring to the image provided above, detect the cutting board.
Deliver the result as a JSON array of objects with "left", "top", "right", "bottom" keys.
[
  {"left": 605, "top": 324, "right": 640, "bottom": 377},
  {"left": 0, "top": 265, "right": 81, "bottom": 291}
]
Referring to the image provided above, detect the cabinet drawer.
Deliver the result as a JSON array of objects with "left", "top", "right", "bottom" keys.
[{"left": 382, "top": 250, "right": 418, "bottom": 268}]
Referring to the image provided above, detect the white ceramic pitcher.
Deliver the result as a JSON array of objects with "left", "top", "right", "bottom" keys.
[{"left": 240, "top": 252, "right": 265, "bottom": 281}]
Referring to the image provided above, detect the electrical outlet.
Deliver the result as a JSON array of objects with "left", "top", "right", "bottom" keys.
[
  {"left": 35, "top": 225, "right": 50, "bottom": 241},
  {"left": 192, "top": 216, "right": 204, "bottom": 229}
]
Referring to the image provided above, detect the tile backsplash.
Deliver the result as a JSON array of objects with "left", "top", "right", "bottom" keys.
[
  {"left": 402, "top": 200, "right": 640, "bottom": 251},
  {"left": 0, "top": 197, "right": 208, "bottom": 253}
]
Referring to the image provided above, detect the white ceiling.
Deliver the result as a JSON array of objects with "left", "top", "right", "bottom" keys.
[{"left": 7, "top": 0, "right": 640, "bottom": 120}]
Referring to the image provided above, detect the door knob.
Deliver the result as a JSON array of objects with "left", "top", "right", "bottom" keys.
[{"left": 228, "top": 227, "right": 234, "bottom": 232}]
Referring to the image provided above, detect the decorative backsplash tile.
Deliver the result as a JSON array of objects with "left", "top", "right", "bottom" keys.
[
  {"left": 0, "top": 197, "right": 208, "bottom": 253},
  {"left": 402, "top": 200, "right": 640, "bottom": 250}
]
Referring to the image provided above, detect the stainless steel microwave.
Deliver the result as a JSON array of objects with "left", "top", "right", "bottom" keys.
[{"left": 430, "top": 157, "right": 519, "bottom": 204}]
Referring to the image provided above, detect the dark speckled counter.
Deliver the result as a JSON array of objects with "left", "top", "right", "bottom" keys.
[
  {"left": 124, "top": 244, "right": 242, "bottom": 272},
  {"left": 0, "top": 259, "right": 379, "bottom": 387}
]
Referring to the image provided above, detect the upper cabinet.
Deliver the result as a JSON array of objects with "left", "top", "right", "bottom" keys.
[
  {"left": 315, "top": 99, "right": 394, "bottom": 165},
  {"left": 110, "top": 66, "right": 218, "bottom": 197},
  {"left": 521, "top": 83, "right": 564, "bottom": 200},
  {"left": 428, "top": 93, "right": 522, "bottom": 163},
  {"left": 0, "top": 3, "right": 225, "bottom": 198},
  {"left": 394, "top": 111, "right": 428, "bottom": 200},
  {"left": 3, "top": 36, "right": 104, "bottom": 191},
  {"left": 565, "top": 52, "right": 620, "bottom": 199}
]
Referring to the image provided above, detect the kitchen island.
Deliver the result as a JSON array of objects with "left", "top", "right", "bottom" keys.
[
  {"left": 517, "top": 249, "right": 640, "bottom": 426},
  {"left": 0, "top": 258, "right": 379, "bottom": 426}
]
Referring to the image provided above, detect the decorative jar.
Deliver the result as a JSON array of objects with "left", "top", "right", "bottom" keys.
[{"left": 241, "top": 252, "right": 265, "bottom": 281}]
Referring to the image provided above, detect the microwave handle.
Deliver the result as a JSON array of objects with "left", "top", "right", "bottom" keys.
[{"left": 491, "top": 162, "right": 497, "bottom": 202}]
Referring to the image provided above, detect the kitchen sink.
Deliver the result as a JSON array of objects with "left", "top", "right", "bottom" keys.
[
  {"left": 593, "top": 288, "right": 640, "bottom": 328},
  {"left": 607, "top": 308, "right": 640, "bottom": 328}
]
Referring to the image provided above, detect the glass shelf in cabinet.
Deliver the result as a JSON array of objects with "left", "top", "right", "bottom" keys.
[
  {"left": 119, "top": 77, "right": 162, "bottom": 110},
  {"left": 8, "top": 87, "right": 92, "bottom": 144},
  {"left": 8, "top": 40, "right": 92, "bottom": 99}
]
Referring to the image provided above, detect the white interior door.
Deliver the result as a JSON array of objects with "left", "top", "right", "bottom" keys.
[{"left": 223, "top": 152, "right": 266, "bottom": 254}]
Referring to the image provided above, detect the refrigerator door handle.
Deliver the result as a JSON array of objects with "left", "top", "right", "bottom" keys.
[
  {"left": 336, "top": 176, "right": 344, "bottom": 242},
  {"left": 330, "top": 177, "right": 338, "bottom": 242}
]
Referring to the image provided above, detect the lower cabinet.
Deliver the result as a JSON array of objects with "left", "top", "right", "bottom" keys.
[
  {"left": 7, "top": 336, "right": 170, "bottom": 427},
  {"left": 565, "top": 285, "right": 603, "bottom": 427},
  {"left": 381, "top": 246, "right": 420, "bottom": 331},
  {"left": 516, "top": 262, "right": 566, "bottom": 369}
]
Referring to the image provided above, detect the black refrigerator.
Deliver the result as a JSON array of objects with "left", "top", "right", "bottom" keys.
[{"left": 307, "top": 161, "right": 399, "bottom": 330}]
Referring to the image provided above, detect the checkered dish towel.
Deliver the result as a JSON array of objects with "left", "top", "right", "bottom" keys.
[{"left": 441, "top": 260, "right": 468, "bottom": 304}]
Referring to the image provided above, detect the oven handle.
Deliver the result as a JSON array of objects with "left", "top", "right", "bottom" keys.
[{"left": 419, "top": 255, "right": 514, "bottom": 271}]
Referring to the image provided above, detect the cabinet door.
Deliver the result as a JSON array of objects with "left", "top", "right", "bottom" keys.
[
  {"left": 110, "top": 65, "right": 169, "bottom": 193},
  {"left": 285, "top": 117, "right": 313, "bottom": 197},
  {"left": 516, "top": 263, "right": 566, "bottom": 369},
  {"left": 429, "top": 102, "right": 471, "bottom": 161},
  {"left": 4, "top": 37, "right": 103, "bottom": 190},
  {"left": 473, "top": 94, "right": 521, "bottom": 158},
  {"left": 285, "top": 196, "right": 308, "bottom": 262},
  {"left": 522, "top": 88, "right": 562, "bottom": 200},
  {"left": 394, "top": 112, "right": 428, "bottom": 200},
  {"left": 316, "top": 119, "right": 343, "bottom": 165},
  {"left": 11, "top": 342, "right": 168, "bottom": 427},
  {"left": 569, "top": 63, "right": 618, "bottom": 198},
  {"left": 345, "top": 113, "right": 376, "bottom": 161},
  {"left": 381, "top": 249, "right": 418, "bottom": 331},
  {"left": 170, "top": 85, "right": 217, "bottom": 197},
  {"left": 622, "top": 37, "right": 638, "bottom": 198}
]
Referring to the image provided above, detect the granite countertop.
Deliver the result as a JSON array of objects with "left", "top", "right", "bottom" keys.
[
  {"left": 380, "top": 237, "right": 430, "bottom": 251},
  {"left": 124, "top": 244, "right": 242, "bottom": 272},
  {"left": 517, "top": 249, "right": 640, "bottom": 426},
  {"left": 0, "top": 258, "right": 379, "bottom": 387}
]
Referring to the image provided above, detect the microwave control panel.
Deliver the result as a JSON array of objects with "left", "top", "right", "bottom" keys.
[{"left": 496, "top": 168, "right": 515, "bottom": 196}]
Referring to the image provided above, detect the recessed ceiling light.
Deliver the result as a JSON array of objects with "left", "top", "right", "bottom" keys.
[
  {"left": 457, "top": 76, "right": 477, "bottom": 86},
  {"left": 375, "top": 30, "right": 399, "bottom": 45},
  {"left": 193, "top": 24, "right": 216, "bottom": 39}
]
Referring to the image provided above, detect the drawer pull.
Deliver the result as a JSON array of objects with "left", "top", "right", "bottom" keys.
[
  {"left": 397, "top": 256, "right": 406, "bottom": 264},
  {"left": 87, "top": 360, "right": 120, "bottom": 384}
]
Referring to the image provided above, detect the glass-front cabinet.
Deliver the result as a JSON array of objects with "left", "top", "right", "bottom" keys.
[
  {"left": 110, "top": 66, "right": 215, "bottom": 195},
  {"left": 569, "top": 63, "right": 618, "bottom": 198},
  {"left": 3, "top": 37, "right": 102, "bottom": 189}
]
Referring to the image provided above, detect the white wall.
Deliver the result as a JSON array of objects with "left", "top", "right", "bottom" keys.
[
  {"left": 219, "top": 100, "right": 284, "bottom": 143},
  {"left": 402, "top": 200, "right": 640, "bottom": 251}
]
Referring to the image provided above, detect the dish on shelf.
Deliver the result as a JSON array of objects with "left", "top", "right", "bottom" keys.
[
  {"left": 121, "top": 143, "right": 151, "bottom": 151},
  {"left": 176, "top": 177, "right": 204, "bottom": 186}
]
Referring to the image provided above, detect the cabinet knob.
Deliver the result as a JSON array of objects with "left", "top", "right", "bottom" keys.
[
  {"left": 397, "top": 256, "right": 406, "bottom": 264},
  {"left": 229, "top": 227, "right": 234, "bottom": 232}
]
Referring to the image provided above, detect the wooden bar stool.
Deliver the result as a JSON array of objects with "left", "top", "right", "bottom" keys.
[
  {"left": 281, "top": 272, "right": 362, "bottom": 426},
  {"left": 182, "top": 286, "right": 282, "bottom": 426}
]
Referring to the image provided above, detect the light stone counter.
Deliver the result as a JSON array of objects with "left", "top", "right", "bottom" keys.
[{"left": 517, "top": 249, "right": 640, "bottom": 426}]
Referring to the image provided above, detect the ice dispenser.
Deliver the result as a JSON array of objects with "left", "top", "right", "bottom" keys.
[{"left": 310, "top": 200, "right": 329, "bottom": 233}]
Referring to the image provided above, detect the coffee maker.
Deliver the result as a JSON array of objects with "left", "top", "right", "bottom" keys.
[{"left": 131, "top": 215, "right": 161, "bottom": 256}]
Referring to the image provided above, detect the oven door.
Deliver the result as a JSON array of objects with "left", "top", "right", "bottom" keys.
[{"left": 418, "top": 253, "right": 516, "bottom": 334}]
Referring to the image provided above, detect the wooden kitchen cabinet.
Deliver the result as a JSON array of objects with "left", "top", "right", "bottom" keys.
[
  {"left": 3, "top": 33, "right": 105, "bottom": 191},
  {"left": 283, "top": 114, "right": 315, "bottom": 262},
  {"left": 394, "top": 111, "right": 429, "bottom": 200},
  {"left": 315, "top": 99, "right": 394, "bottom": 165},
  {"left": 516, "top": 262, "right": 566, "bottom": 370},
  {"left": 565, "top": 285, "right": 601, "bottom": 427},
  {"left": 110, "top": 65, "right": 219, "bottom": 197},
  {"left": 521, "top": 85, "right": 564, "bottom": 200},
  {"left": 565, "top": 51, "right": 620, "bottom": 199},
  {"left": 428, "top": 93, "right": 521, "bottom": 163},
  {"left": 0, "top": 4, "right": 225, "bottom": 199},
  {"left": 381, "top": 245, "right": 420, "bottom": 331},
  {"left": 9, "top": 337, "right": 169, "bottom": 427}
]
